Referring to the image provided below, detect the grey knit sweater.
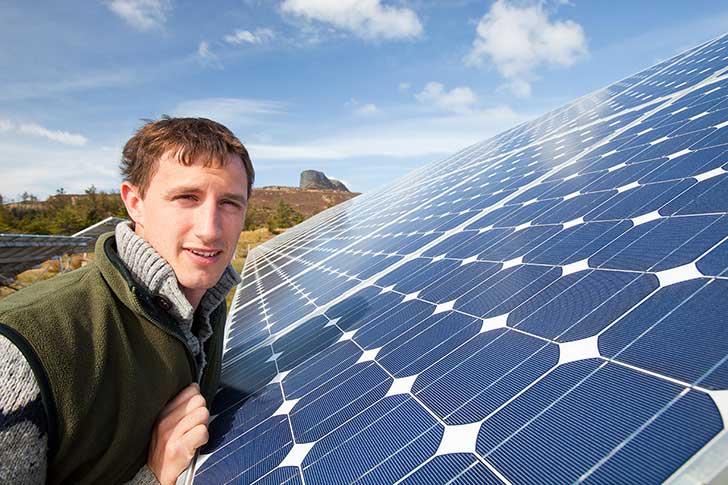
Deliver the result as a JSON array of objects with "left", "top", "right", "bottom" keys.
[{"left": 0, "top": 223, "right": 239, "bottom": 483}]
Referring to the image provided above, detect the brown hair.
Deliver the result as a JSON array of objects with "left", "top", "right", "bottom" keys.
[{"left": 121, "top": 116, "right": 254, "bottom": 198}]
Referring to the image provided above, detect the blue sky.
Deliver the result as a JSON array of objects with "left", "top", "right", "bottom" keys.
[{"left": 2, "top": 1, "right": 728, "bottom": 199}]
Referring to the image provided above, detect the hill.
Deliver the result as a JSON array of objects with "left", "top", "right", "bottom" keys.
[{"left": 245, "top": 186, "right": 358, "bottom": 230}]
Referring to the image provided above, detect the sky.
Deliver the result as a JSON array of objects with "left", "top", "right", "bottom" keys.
[{"left": 2, "top": 1, "right": 728, "bottom": 200}]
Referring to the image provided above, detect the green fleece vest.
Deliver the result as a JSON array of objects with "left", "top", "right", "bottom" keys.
[{"left": 0, "top": 233, "right": 226, "bottom": 484}]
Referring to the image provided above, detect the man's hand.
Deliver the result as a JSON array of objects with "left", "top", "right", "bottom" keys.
[{"left": 148, "top": 383, "right": 210, "bottom": 485}]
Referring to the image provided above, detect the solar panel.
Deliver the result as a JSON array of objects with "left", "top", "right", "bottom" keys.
[
  {"left": 0, "top": 217, "right": 126, "bottom": 282},
  {"left": 0, "top": 234, "right": 92, "bottom": 280},
  {"left": 193, "top": 33, "right": 728, "bottom": 484}
]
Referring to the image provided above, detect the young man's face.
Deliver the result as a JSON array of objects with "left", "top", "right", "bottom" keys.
[{"left": 123, "top": 151, "right": 248, "bottom": 306}]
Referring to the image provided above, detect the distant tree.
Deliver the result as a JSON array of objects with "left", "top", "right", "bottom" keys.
[
  {"left": 56, "top": 187, "right": 66, "bottom": 195},
  {"left": 267, "top": 199, "right": 304, "bottom": 231},
  {"left": 51, "top": 208, "right": 84, "bottom": 235},
  {"left": 24, "top": 216, "right": 51, "bottom": 234}
]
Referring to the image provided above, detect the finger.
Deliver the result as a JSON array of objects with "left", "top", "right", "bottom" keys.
[
  {"left": 172, "top": 406, "right": 210, "bottom": 440},
  {"left": 181, "top": 424, "right": 209, "bottom": 459},
  {"left": 159, "top": 393, "right": 207, "bottom": 436},
  {"left": 160, "top": 383, "right": 201, "bottom": 419}
]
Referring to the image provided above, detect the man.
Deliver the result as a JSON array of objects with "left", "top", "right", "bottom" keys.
[{"left": 0, "top": 117, "right": 253, "bottom": 484}]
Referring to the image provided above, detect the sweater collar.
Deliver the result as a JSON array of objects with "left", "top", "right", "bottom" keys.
[{"left": 114, "top": 221, "right": 240, "bottom": 325}]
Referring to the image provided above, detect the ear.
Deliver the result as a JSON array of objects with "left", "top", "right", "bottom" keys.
[{"left": 120, "top": 181, "right": 145, "bottom": 227}]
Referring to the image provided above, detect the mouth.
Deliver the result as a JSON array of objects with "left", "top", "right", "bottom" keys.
[{"left": 184, "top": 247, "right": 223, "bottom": 261}]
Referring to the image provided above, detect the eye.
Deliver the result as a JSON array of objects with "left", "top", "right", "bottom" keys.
[
  {"left": 173, "top": 194, "right": 198, "bottom": 202},
  {"left": 222, "top": 199, "right": 244, "bottom": 209}
]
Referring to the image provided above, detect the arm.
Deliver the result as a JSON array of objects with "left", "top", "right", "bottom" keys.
[{"left": 0, "top": 333, "right": 48, "bottom": 484}]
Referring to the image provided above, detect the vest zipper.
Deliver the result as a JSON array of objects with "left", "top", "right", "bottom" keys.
[{"left": 131, "top": 288, "right": 199, "bottom": 382}]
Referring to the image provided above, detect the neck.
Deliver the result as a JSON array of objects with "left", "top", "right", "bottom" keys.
[{"left": 182, "top": 288, "right": 205, "bottom": 311}]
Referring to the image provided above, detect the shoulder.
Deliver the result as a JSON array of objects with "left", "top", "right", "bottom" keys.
[{"left": 0, "top": 262, "right": 104, "bottom": 318}]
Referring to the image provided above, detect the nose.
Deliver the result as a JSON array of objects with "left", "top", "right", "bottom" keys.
[{"left": 194, "top": 199, "right": 223, "bottom": 244}]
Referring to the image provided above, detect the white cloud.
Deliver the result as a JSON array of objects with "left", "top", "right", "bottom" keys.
[
  {"left": 398, "top": 82, "right": 411, "bottom": 92},
  {"left": 415, "top": 82, "right": 478, "bottom": 113},
  {"left": 0, "top": 119, "right": 87, "bottom": 146},
  {"left": 466, "top": 0, "right": 587, "bottom": 97},
  {"left": 280, "top": 0, "right": 423, "bottom": 40},
  {"left": 355, "top": 103, "right": 381, "bottom": 116},
  {"left": 224, "top": 28, "right": 275, "bottom": 45},
  {"left": 197, "top": 41, "right": 216, "bottom": 61},
  {"left": 107, "top": 0, "right": 171, "bottom": 31},
  {"left": 172, "top": 98, "right": 286, "bottom": 126}
]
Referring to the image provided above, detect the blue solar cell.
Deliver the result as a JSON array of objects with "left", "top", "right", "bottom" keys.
[
  {"left": 691, "top": 124, "right": 728, "bottom": 149},
  {"left": 664, "top": 173, "right": 728, "bottom": 215},
  {"left": 354, "top": 299, "right": 434, "bottom": 349},
  {"left": 282, "top": 341, "right": 362, "bottom": 400},
  {"left": 414, "top": 330, "right": 558, "bottom": 424},
  {"left": 195, "top": 415, "right": 292, "bottom": 484},
  {"left": 334, "top": 291, "right": 404, "bottom": 331},
  {"left": 495, "top": 199, "right": 561, "bottom": 227},
  {"left": 479, "top": 225, "right": 562, "bottom": 261},
  {"left": 357, "top": 254, "right": 404, "bottom": 279},
  {"left": 290, "top": 363, "right": 391, "bottom": 442},
  {"left": 604, "top": 279, "right": 728, "bottom": 388},
  {"left": 325, "top": 286, "right": 382, "bottom": 318},
  {"left": 480, "top": 363, "right": 696, "bottom": 484},
  {"left": 539, "top": 191, "right": 616, "bottom": 224},
  {"left": 591, "top": 215, "right": 728, "bottom": 271},
  {"left": 374, "top": 258, "right": 431, "bottom": 288},
  {"left": 526, "top": 221, "right": 632, "bottom": 265},
  {"left": 585, "top": 162, "right": 661, "bottom": 191},
  {"left": 422, "top": 230, "right": 479, "bottom": 258},
  {"left": 454, "top": 228, "right": 513, "bottom": 259},
  {"left": 273, "top": 315, "right": 343, "bottom": 372},
  {"left": 301, "top": 396, "right": 441, "bottom": 484},
  {"left": 221, "top": 346, "right": 278, "bottom": 396},
  {"left": 204, "top": 383, "right": 283, "bottom": 452},
  {"left": 418, "top": 261, "right": 500, "bottom": 303},
  {"left": 542, "top": 171, "right": 606, "bottom": 198},
  {"left": 513, "top": 270, "right": 657, "bottom": 341},
  {"left": 392, "top": 259, "right": 461, "bottom": 294},
  {"left": 378, "top": 311, "right": 480, "bottom": 377},
  {"left": 582, "top": 390, "right": 722, "bottom": 484},
  {"left": 589, "top": 179, "right": 695, "bottom": 221}
]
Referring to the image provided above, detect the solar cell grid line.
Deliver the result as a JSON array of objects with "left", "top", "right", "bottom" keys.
[{"left": 195, "top": 34, "right": 728, "bottom": 484}]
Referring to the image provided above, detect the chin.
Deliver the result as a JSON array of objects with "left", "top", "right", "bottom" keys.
[{"left": 180, "top": 271, "right": 224, "bottom": 291}]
